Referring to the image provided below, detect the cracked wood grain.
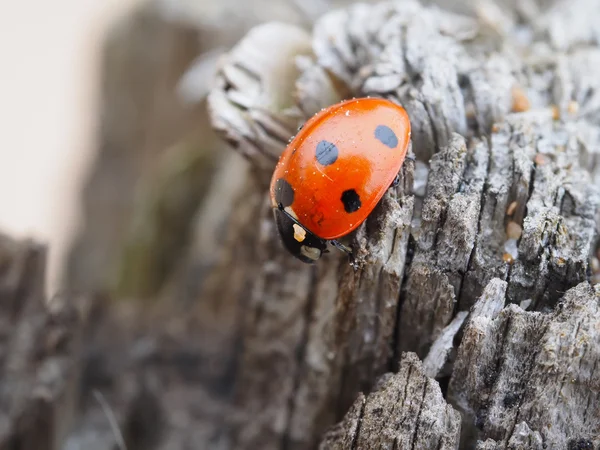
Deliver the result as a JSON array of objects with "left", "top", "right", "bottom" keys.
[
  {"left": 201, "top": 0, "right": 600, "bottom": 448},
  {"left": 216, "top": 153, "right": 415, "bottom": 450},
  {"left": 318, "top": 353, "right": 461, "bottom": 450},
  {"left": 449, "top": 279, "right": 600, "bottom": 449},
  {"left": 10, "top": 0, "right": 599, "bottom": 449}
]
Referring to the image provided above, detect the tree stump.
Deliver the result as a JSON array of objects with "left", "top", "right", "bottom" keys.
[
  {"left": 203, "top": 0, "right": 600, "bottom": 448},
  {"left": 8, "top": 0, "right": 595, "bottom": 449},
  {"left": 0, "top": 232, "right": 83, "bottom": 450}
]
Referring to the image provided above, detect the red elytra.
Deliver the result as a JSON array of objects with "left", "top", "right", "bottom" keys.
[{"left": 270, "top": 97, "right": 411, "bottom": 263}]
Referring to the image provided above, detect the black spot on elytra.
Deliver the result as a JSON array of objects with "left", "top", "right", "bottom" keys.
[
  {"left": 374, "top": 125, "right": 398, "bottom": 148},
  {"left": 274, "top": 178, "right": 294, "bottom": 207},
  {"left": 341, "top": 189, "right": 361, "bottom": 213},
  {"left": 315, "top": 140, "right": 338, "bottom": 166},
  {"left": 568, "top": 439, "right": 594, "bottom": 450}
]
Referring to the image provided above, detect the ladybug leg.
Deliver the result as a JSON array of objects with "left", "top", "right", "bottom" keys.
[
  {"left": 331, "top": 240, "right": 355, "bottom": 264},
  {"left": 391, "top": 154, "right": 415, "bottom": 187},
  {"left": 331, "top": 239, "right": 351, "bottom": 254}
]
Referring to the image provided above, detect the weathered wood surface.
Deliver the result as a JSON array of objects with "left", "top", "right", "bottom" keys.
[
  {"left": 318, "top": 352, "right": 462, "bottom": 450},
  {"left": 204, "top": 0, "right": 600, "bottom": 448},
  {"left": 449, "top": 279, "right": 600, "bottom": 449},
  {"left": 5, "top": 0, "right": 591, "bottom": 449},
  {"left": 0, "top": 232, "right": 82, "bottom": 450}
]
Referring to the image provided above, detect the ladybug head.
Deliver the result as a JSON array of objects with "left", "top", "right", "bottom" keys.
[{"left": 273, "top": 205, "right": 328, "bottom": 263}]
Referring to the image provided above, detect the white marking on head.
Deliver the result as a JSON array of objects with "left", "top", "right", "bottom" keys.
[
  {"left": 300, "top": 245, "right": 321, "bottom": 261},
  {"left": 285, "top": 206, "right": 298, "bottom": 220},
  {"left": 293, "top": 224, "right": 306, "bottom": 242}
]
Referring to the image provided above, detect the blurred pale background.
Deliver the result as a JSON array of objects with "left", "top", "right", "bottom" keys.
[{"left": 0, "top": 0, "right": 141, "bottom": 294}]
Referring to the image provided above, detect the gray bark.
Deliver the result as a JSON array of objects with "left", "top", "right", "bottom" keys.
[
  {"left": 0, "top": 232, "right": 82, "bottom": 450},
  {"left": 21, "top": 0, "right": 596, "bottom": 449},
  {"left": 204, "top": 0, "right": 600, "bottom": 448},
  {"left": 449, "top": 279, "right": 600, "bottom": 449},
  {"left": 318, "top": 352, "right": 461, "bottom": 450}
]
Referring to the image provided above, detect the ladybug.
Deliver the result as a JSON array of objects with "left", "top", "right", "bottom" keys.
[{"left": 270, "top": 97, "right": 411, "bottom": 263}]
